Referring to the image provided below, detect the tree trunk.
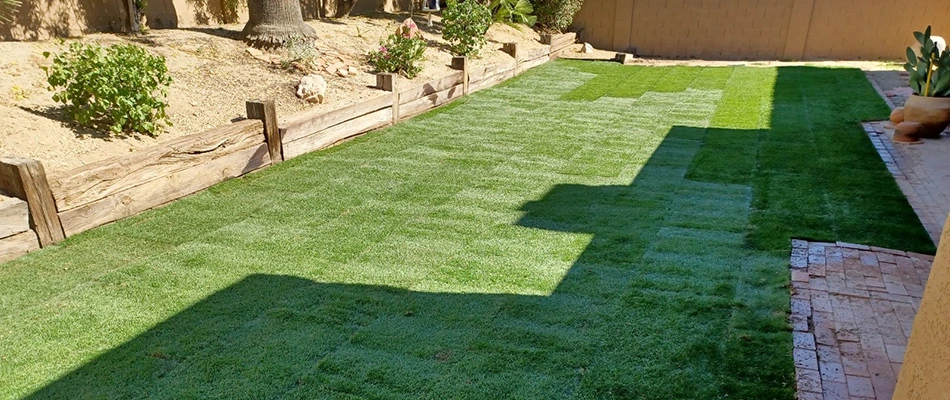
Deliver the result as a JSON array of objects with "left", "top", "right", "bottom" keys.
[{"left": 242, "top": 0, "right": 317, "bottom": 48}]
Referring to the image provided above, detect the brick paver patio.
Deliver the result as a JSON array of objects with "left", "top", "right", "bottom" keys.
[
  {"left": 789, "top": 240, "right": 934, "bottom": 400},
  {"left": 862, "top": 121, "right": 950, "bottom": 246}
]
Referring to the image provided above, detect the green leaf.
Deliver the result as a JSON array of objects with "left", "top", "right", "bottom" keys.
[
  {"left": 911, "top": 79, "right": 923, "bottom": 95},
  {"left": 933, "top": 70, "right": 950, "bottom": 96}
]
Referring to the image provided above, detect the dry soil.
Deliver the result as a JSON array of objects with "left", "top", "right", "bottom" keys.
[{"left": 0, "top": 13, "right": 543, "bottom": 176}]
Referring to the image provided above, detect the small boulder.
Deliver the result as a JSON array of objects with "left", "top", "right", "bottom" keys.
[
  {"left": 296, "top": 74, "right": 328, "bottom": 104},
  {"left": 245, "top": 47, "right": 264, "bottom": 57},
  {"left": 582, "top": 43, "right": 594, "bottom": 54},
  {"left": 245, "top": 47, "right": 272, "bottom": 63}
]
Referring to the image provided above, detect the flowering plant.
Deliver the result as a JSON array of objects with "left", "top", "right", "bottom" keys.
[
  {"left": 443, "top": 0, "right": 492, "bottom": 57},
  {"left": 367, "top": 18, "right": 427, "bottom": 79}
]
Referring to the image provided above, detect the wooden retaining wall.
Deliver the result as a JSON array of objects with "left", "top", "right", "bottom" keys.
[
  {"left": 0, "top": 33, "right": 576, "bottom": 262},
  {"left": 50, "top": 119, "right": 270, "bottom": 237}
]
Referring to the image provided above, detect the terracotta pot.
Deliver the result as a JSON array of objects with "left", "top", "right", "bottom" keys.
[{"left": 901, "top": 95, "right": 950, "bottom": 138}]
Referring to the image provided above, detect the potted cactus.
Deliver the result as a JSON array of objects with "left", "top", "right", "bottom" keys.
[{"left": 891, "top": 26, "right": 950, "bottom": 143}]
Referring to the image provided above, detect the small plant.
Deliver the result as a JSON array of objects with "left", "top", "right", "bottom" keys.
[
  {"left": 281, "top": 36, "right": 320, "bottom": 71},
  {"left": 442, "top": 0, "right": 492, "bottom": 57},
  {"left": 43, "top": 42, "right": 172, "bottom": 136},
  {"left": 367, "top": 19, "right": 427, "bottom": 79},
  {"left": 534, "top": 0, "right": 583, "bottom": 33},
  {"left": 905, "top": 26, "right": 950, "bottom": 97},
  {"left": 9, "top": 85, "right": 29, "bottom": 102},
  {"left": 487, "top": 0, "right": 536, "bottom": 27}
]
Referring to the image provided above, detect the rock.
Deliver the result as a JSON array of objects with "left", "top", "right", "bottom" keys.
[
  {"left": 615, "top": 53, "right": 635, "bottom": 65},
  {"left": 890, "top": 107, "right": 905, "bottom": 124},
  {"left": 245, "top": 47, "right": 264, "bottom": 57},
  {"left": 397, "top": 18, "right": 420, "bottom": 38},
  {"left": 291, "top": 62, "right": 308, "bottom": 73},
  {"left": 582, "top": 43, "right": 594, "bottom": 54},
  {"left": 348, "top": 66, "right": 359, "bottom": 76},
  {"left": 296, "top": 74, "right": 328, "bottom": 104},
  {"left": 246, "top": 47, "right": 273, "bottom": 63}
]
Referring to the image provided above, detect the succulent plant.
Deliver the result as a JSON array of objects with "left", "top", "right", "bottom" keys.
[{"left": 905, "top": 26, "right": 950, "bottom": 97}]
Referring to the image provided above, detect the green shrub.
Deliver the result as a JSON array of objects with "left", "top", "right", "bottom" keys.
[
  {"left": 42, "top": 42, "right": 172, "bottom": 136},
  {"left": 487, "top": 0, "right": 536, "bottom": 26},
  {"left": 443, "top": 0, "right": 492, "bottom": 57},
  {"left": 535, "top": 0, "right": 583, "bottom": 33},
  {"left": 367, "top": 19, "right": 428, "bottom": 79}
]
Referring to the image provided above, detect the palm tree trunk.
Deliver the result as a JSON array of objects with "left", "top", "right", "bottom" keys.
[{"left": 242, "top": 0, "right": 317, "bottom": 48}]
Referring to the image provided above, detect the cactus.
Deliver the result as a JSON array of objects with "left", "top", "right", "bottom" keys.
[{"left": 905, "top": 26, "right": 950, "bottom": 97}]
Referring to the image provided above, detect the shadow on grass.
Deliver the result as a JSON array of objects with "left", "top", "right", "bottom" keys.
[
  {"left": 22, "top": 66, "right": 932, "bottom": 399},
  {"left": 24, "top": 129, "right": 793, "bottom": 399}
]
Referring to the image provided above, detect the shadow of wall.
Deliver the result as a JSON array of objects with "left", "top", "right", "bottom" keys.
[
  {"left": 0, "top": 0, "right": 128, "bottom": 40},
  {"left": 145, "top": 0, "right": 246, "bottom": 28},
  {"left": 299, "top": 0, "right": 413, "bottom": 20},
  {"left": 1, "top": 0, "right": 420, "bottom": 40},
  {"left": 14, "top": 64, "right": 925, "bottom": 399}
]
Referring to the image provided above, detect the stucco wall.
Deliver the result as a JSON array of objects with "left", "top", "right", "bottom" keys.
[
  {"left": 0, "top": 0, "right": 129, "bottom": 40},
  {"left": 894, "top": 212, "right": 950, "bottom": 400},
  {"left": 572, "top": 0, "right": 950, "bottom": 60},
  {"left": 145, "top": 0, "right": 246, "bottom": 29}
]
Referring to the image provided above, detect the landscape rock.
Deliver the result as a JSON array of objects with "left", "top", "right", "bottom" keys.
[
  {"left": 246, "top": 47, "right": 274, "bottom": 63},
  {"left": 296, "top": 74, "right": 328, "bottom": 104},
  {"left": 245, "top": 47, "right": 264, "bottom": 58},
  {"left": 582, "top": 43, "right": 594, "bottom": 54}
]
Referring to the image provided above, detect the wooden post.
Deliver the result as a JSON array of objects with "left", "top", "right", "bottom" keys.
[
  {"left": 451, "top": 56, "right": 469, "bottom": 96},
  {"left": 377, "top": 73, "right": 399, "bottom": 123},
  {"left": 246, "top": 100, "right": 282, "bottom": 164},
  {"left": 503, "top": 42, "right": 519, "bottom": 59},
  {"left": 376, "top": 73, "right": 396, "bottom": 92},
  {"left": 503, "top": 42, "right": 520, "bottom": 74},
  {"left": 0, "top": 158, "right": 65, "bottom": 246}
]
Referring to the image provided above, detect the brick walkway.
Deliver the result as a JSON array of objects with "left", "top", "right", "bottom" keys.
[
  {"left": 862, "top": 121, "right": 950, "bottom": 246},
  {"left": 790, "top": 240, "right": 934, "bottom": 400}
]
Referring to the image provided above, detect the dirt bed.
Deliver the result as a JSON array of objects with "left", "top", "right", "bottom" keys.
[{"left": 0, "top": 13, "right": 543, "bottom": 176}]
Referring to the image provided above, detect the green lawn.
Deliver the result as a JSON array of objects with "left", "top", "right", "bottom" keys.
[{"left": 0, "top": 61, "right": 933, "bottom": 399}]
